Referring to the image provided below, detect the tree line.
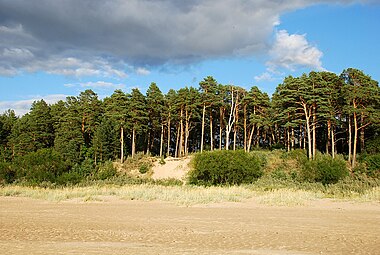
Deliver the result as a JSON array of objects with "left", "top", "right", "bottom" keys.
[{"left": 0, "top": 68, "right": 379, "bottom": 170}]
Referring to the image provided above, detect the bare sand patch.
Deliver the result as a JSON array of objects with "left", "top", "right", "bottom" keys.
[
  {"left": 0, "top": 196, "right": 379, "bottom": 254},
  {"left": 151, "top": 156, "right": 191, "bottom": 180}
]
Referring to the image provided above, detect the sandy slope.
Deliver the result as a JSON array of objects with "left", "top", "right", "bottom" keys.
[
  {"left": 151, "top": 157, "right": 191, "bottom": 180},
  {"left": 0, "top": 197, "right": 379, "bottom": 254}
]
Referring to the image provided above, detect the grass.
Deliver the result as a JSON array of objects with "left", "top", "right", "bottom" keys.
[
  {"left": 1, "top": 181, "right": 379, "bottom": 206},
  {"left": 0, "top": 184, "right": 253, "bottom": 206}
]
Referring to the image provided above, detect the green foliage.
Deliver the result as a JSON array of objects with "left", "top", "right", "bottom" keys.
[
  {"left": 14, "top": 148, "right": 69, "bottom": 184},
  {"left": 365, "top": 136, "right": 380, "bottom": 154},
  {"left": 94, "top": 161, "right": 117, "bottom": 180},
  {"left": 72, "top": 158, "right": 95, "bottom": 177},
  {"left": 300, "top": 154, "right": 348, "bottom": 185},
  {"left": 0, "top": 162, "right": 16, "bottom": 184},
  {"left": 188, "top": 150, "right": 264, "bottom": 186},
  {"left": 139, "top": 164, "right": 150, "bottom": 174},
  {"left": 359, "top": 154, "right": 380, "bottom": 178}
]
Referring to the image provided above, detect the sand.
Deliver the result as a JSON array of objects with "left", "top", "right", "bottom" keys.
[
  {"left": 151, "top": 156, "right": 191, "bottom": 180},
  {"left": 0, "top": 197, "right": 379, "bottom": 254}
]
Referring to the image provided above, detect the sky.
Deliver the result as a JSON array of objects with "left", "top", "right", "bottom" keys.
[{"left": 0, "top": 0, "right": 379, "bottom": 115}]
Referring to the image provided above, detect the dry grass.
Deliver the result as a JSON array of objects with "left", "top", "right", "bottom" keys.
[
  {"left": 0, "top": 185, "right": 252, "bottom": 206},
  {"left": 1, "top": 184, "right": 379, "bottom": 207},
  {"left": 255, "top": 189, "right": 324, "bottom": 206}
]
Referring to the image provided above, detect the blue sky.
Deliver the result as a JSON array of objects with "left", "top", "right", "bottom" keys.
[{"left": 0, "top": 1, "right": 379, "bottom": 115}]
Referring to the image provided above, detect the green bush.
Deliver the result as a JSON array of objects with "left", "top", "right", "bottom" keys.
[
  {"left": 56, "top": 170, "right": 83, "bottom": 185},
  {"left": 188, "top": 150, "right": 264, "bottom": 186},
  {"left": 0, "top": 162, "right": 16, "bottom": 184},
  {"left": 361, "top": 154, "right": 380, "bottom": 178},
  {"left": 139, "top": 164, "right": 149, "bottom": 174},
  {"left": 300, "top": 154, "right": 348, "bottom": 185},
  {"left": 95, "top": 161, "right": 117, "bottom": 180},
  {"left": 14, "top": 148, "right": 69, "bottom": 184}
]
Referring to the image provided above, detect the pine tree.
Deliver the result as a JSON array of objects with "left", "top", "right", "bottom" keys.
[
  {"left": 146, "top": 82, "right": 165, "bottom": 155},
  {"left": 199, "top": 76, "right": 218, "bottom": 152},
  {"left": 0, "top": 110, "right": 17, "bottom": 161},
  {"left": 341, "top": 68, "right": 380, "bottom": 167},
  {"left": 104, "top": 90, "right": 129, "bottom": 163},
  {"left": 129, "top": 88, "right": 148, "bottom": 158},
  {"left": 53, "top": 97, "right": 83, "bottom": 165}
]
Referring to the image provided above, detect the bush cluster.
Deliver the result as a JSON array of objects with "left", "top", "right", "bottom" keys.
[
  {"left": 300, "top": 153, "right": 348, "bottom": 185},
  {"left": 188, "top": 150, "right": 264, "bottom": 186},
  {"left": 0, "top": 149, "right": 118, "bottom": 186},
  {"left": 358, "top": 154, "right": 380, "bottom": 178}
]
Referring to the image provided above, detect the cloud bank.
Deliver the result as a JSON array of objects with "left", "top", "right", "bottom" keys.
[
  {"left": 0, "top": 0, "right": 367, "bottom": 77},
  {"left": 0, "top": 94, "right": 69, "bottom": 116}
]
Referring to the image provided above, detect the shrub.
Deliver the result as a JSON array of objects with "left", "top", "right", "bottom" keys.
[
  {"left": 188, "top": 150, "right": 264, "bottom": 186},
  {"left": 360, "top": 154, "right": 380, "bottom": 178},
  {"left": 56, "top": 170, "right": 83, "bottom": 185},
  {"left": 95, "top": 161, "right": 117, "bottom": 180},
  {"left": 0, "top": 162, "right": 16, "bottom": 184},
  {"left": 139, "top": 164, "right": 149, "bottom": 174},
  {"left": 14, "top": 148, "right": 69, "bottom": 184},
  {"left": 300, "top": 154, "right": 348, "bottom": 185}
]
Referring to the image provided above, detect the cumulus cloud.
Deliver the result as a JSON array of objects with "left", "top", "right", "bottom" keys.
[
  {"left": 254, "top": 72, "right": 277, "bottom": 82},
  {"left": 65, "top": 81, "right": 125, "bottom": 90},
  {"left": 0, "top": 94, "right": 69, "bottom": 116},
  {"left": 0, "top": 0, "right": 364, "bottom": 77},
  {"left": 136, "top": 67, "right": 151, "bottom": 76},
  {"left": 267, "top": 30, "right": 325, "bottom": 72}
]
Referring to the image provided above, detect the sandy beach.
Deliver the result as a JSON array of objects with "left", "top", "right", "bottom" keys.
[{"left": 0, "top": 196, "right": 379, "bottom": 254}]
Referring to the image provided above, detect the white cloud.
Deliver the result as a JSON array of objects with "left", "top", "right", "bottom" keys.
[
  {"left": 80, "top": 81, "right": 125, "bottom": 89},
  {"left": 254, "top": 72, "right": 277, "bottom": 82},
  {"left": 0, "top": 94, "right": 69, "bottom": 116},
  {"left": 267, "top": 30, "right": 325, "bottom": 72},
  {"left": 136, "top": 67, "right": 151, "bottom": 76},
  {"left": 64, "top": 81, "right": 125, "bottom": 91},
  {"left": 24, "top": 57, "right": 128, "bottom": 78}
]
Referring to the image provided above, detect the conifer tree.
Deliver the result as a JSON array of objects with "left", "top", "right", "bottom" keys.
[
  {"left": 341, "top": 68, "right": 380, "bottom": 167},
  {"left": 129, "top": 88, "right": 148, "bottom": 158},
  {"left": 146, "top": 82, "right": 165, "bottom": 155},
  {"left": 104, "top": 90, "right": 129, "bottom": 163}
]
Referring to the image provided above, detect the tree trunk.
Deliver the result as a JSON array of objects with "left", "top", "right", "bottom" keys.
[
  {"left": 210, "top": 111, "right": 213, "bottom": 151},
  {"left": 120, "top": 126, "right": 124, "bottom": 163},
  {"left": 247, "top": 126, "right": 255, "bottom": 152},
  {"left": 167, "top": 115, "right": 171, "bottom": 157},
  {"left": 179, "top": 107, "right": 184, "bottom": 157},
  {"left": 200, "top": 103, "right": 206, "bottom": 153},
  {"left": 353, "top": 110, "right": 358, "bottom": 168},
  {"left": 175, "top": 124, "right": 180, "bottom": 158},
  {"left": 312, "top": 106, "right": 317, "bottom": 159},
  {"left": 348, "top": 116, "right": 352, "bottom": 165},
  {"left": 301, "top": 102, "right": 312, "bottom": 160},
  {"left": 159, "top": 123, "right": 164, "bottom": 157},
  {"left": 131, "top": 127, "right": 136, "bottom": 159},
  {"left": 146, "top": 130, "right": 151, "bottom": 155},
  {"left": 219, "top": 107, "right": 223, "bottom": 150},
  {"left": 360, "top": 113, "right": 365, "bottom": 153},
  {"left": 331, "top": 124, "right": 336, "bottom": 159},
  {"left": 243, "top": 104, "right": 247, "bottom": 151},
  {"left": 233, "top": 102, "right": 239, "bottom": 151},
  {"left": 225, "top": 127, "right": 230, "bottom": 150},
  {"left": 305, "top": 115, "right": 312, "bottom": 160},
  {"left": 326, "top": 120, "right": 331, "bottom": 155},
  {"left": 287, "top": 127, "right": 290, "bottom": 152},
  {"left": 184, "top": 109, "right": 190, "bottom": 156},
  {"left": 291, "top": 126, "right": 295, "bottom": 150}
]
